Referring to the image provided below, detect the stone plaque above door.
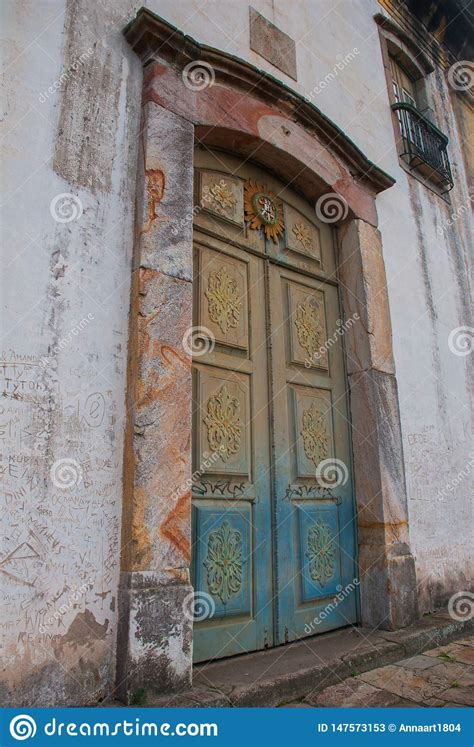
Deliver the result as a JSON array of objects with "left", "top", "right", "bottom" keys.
[{"left": 249, "top": 7, "right": 298, "bottom": 81}]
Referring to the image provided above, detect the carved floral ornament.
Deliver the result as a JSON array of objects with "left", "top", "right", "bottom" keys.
[
  {"left": 204, "top": 520, "right": 243, "bottom": 604},
  {"left": 300, "top": 401, "right": 330, "bottom": 466},
  {"left": 204, "top": 384, "right": 243, "bottom": 461},
  {"left": 205, "top": 267, "right": 242, "bottom": 334},
  {"left": 244, "top": 180, "right": 284, "bottom": 242},
  {"left": 202, "top": 179, "right": 237, "bottom": 211},
  {"left": 295, "top": 295, "right": 326, "bottom": 361},
  {"left": 306, "top": 521, "right": 335, "bottom": 586},
  {"left": 292, "top": 222, "right": 313, "bottom": 252}
]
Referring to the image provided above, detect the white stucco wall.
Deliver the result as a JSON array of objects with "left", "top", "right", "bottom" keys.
[
  {"left": 1, "top": 0, "right": 472, "bottom": 704},
  {"left": 1, "top": 0, "right": 142, "bottom": 704}
]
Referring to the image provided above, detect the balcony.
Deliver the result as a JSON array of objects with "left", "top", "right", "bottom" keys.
[{"left": 392, "top": 102, "right": 454, "bottom": 191}]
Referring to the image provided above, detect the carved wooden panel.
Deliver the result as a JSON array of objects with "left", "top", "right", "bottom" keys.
[
  {"left": 287, "top": 282, "right": 329, "bottom": 370},
  {"left": 193, "top": 504, "right": 252, "bottom": 618},
  {"left": 199, "top": 246, "right": 249, "bottom": 350},
  {"left": 199, "top": 170, "right": 244, "bottom": 225},
  {"left": 291, "top": 386, "right": 334, "bottom": 478},
  {"left": 192, "top": 151, "right": 357, "bottom": 657},
  {"left": 297, "top": 503, "right": 342, "bottom": 602},
  {"left": 284, "top": 204, "right": 321, "bottom": 262},
  {"left": 195, "top": 367, "right": 250, "bottom": 478}
]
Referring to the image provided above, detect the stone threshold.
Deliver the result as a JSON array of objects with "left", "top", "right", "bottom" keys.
[{"left": 143, "top": 610, "right": 474, "bottom": 707}]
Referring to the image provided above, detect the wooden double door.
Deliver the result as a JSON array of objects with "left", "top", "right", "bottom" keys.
[{"left": 191, "top": 151, "right": 357, "bottom": 662}]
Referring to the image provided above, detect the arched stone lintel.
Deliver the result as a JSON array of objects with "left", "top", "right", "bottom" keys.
[{"left": 125, "top": 8, "right": 395, "bottom": 207}]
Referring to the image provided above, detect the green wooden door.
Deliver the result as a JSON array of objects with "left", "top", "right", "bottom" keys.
[{"left": 191, "top": 150, "right": 358, "bottom": 662}]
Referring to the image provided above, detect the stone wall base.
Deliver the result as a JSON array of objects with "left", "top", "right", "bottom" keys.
[
  {"left": 359, "top": 546, "right": 418, "bottom": 630},
  {"left": 116, "top": 572, "right": 193, "bottom": 703}
]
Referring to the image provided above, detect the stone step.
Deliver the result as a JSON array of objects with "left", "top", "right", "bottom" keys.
[{"left": 138, "top": 609, "right": 474, "bottom": 708}]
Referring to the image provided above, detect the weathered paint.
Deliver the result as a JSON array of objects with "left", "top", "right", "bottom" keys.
[
  {"left": 1, "top": 0, "right": 142, "bottom": 707},
  {"left": 2, "top": 0, "right": 472, "bottom": 705}
]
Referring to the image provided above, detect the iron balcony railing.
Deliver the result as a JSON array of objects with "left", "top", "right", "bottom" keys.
[{"left": 391, "top": 102, "right": 454, "bottom": 191}]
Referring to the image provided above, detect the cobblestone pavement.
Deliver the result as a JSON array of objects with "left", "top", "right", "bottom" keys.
[{"left": 290, "top": 636, "right": 474, "bottom": 707}]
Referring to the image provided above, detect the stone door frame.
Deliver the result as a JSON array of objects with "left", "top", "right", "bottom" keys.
[{"left": 116, "top": 8, "right": 418, "bottom": 703}]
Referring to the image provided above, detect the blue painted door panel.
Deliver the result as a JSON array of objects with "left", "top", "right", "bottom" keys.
[
  {"left": 268, "top": 265, "right": 358, "bottom": 644},
  {"left": 191, "top": 156, "right": 358, "bottom": 662},
  {"left": 191, "top": 235, "right": 273, "bottom": 663}
]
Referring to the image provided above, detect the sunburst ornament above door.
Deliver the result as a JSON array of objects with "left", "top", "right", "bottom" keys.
[{"left": 244, "top": 180, "right": 285, "bottom": 242}]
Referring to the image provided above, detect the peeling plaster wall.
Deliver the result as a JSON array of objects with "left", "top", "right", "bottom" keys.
[
  {"left": 1, "top": 0, "right": 142, "bottom": 705},
  {"left": 376, "top": 67, "right": 473, "bottom": 614},
  {"left": 1, "top": 0, "right": 472, "bottom": 704}
]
